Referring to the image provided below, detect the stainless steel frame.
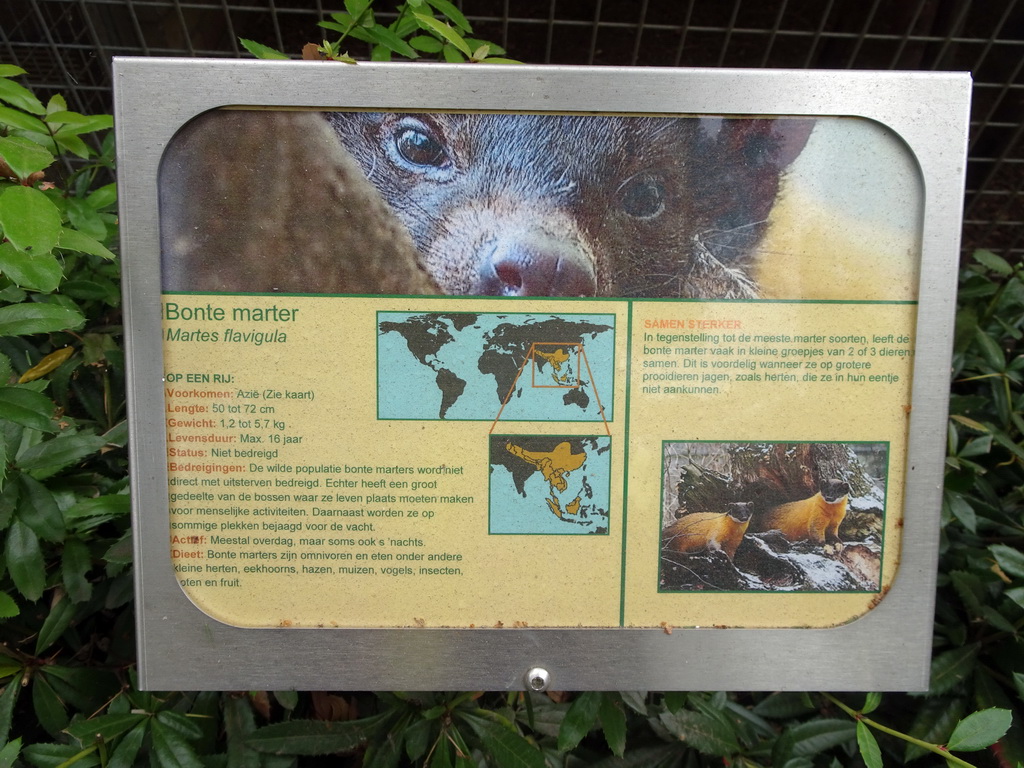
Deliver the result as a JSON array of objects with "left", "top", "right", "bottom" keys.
[{"left": 115, "top": 59, "right": 970, "bottom": 691}]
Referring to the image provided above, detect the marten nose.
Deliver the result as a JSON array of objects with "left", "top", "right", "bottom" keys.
[{"left": 478, "top": 235, "right": 598, "bottom": 297}]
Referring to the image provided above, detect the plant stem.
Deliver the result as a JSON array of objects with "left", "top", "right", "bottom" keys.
[{"left": 823, "top": 693, "right": 978, "bottom": 768}]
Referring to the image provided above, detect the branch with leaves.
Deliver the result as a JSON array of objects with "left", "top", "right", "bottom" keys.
[{"left": 241, "top": 0, "right": 517, "bottom": 64}]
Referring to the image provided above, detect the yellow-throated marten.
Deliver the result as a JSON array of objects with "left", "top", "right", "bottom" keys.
[
  {"left": 751, "top": 479, "right": 851, "bottom": 551},
  {"left": 662, "top": 502, "right": 755, "bottom": 561},
  {"left": 328, "top": 113, "right": 813, "bottom": 298}
]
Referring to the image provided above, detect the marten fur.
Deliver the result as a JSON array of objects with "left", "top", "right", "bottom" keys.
[
  {"left": 328, "top": 112, "right": 813, "bottom": 298},
  {"left": 751, "top": 479, "right": 851, "bottom": 550},
  {"left": 662, "top": 502, "right": 754, "bottom": 561}
]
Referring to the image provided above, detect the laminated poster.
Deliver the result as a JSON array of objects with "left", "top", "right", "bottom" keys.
[{"left": 159, "top": 108, "right": 921, "bottom": 630}]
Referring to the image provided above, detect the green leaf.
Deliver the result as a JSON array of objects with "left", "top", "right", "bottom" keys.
[
  {"left": 53, "top": 132, "right": 91, "bottom": 159},
  {"left": 598, "top": 694, "right": 627, "bottom": 757},
  {"left": 0, "top": 737, "right": 20, "bottom": 768},
  {"left": 64, "top": 200, "right": 108, "bottom": 241},
  {"left": 990, "top": 543, "right": 1024, "bottom": 579},
  {"left": 150, "top": 719, "right": 205, "bottom": 768},
  {"left": 470, "top": 56, "right": 521, "bottom": 64},
  {"left": 0, "top": 136, "right": 53, "bottom": 179},
  {"left": 0, "top": 242, "right": 63, "bottom": 292},
  {"left": 0, "top": 66, "right": 27, "bottom": 77},
  {"left": 862, "top": 692, "right": 882, "bottom": 715},
  {"left": 0, "top": 186, "right": 62, "bottom": 254},
  {"left": 973, "top": 249, "right": 1014, "bottom": 276},
  {"left": 18, "top": 431, "right": 106, "bottom": 476},
  {"left": 32, "top": 672, "right": 68, "bottom": 736},
  {"left": 752, "top": 692, "right": 816, "bottom": 719},
  {"left": 0, "top": 670, "right": 22, "bottom": 744},
  {"left": 408, "top": 35, "right": 444, "bottom": 52},
  {"left": 47, "top": 111, "right": 113, "bottom": 133},
  {"left": 856, "top": 721, "right": 882, "bottom": 768},
  {"left": 85, "top": 183, "right": 117, "bottom": 210},
  {"left": 584, "top": 743, "right": 686, "bottom": 768},
  {"left": 66, "top": 494, "right": 130, "bottom": 523},
  {"left": 773, "top": 719, "right": 855, "bottom": 765},
  {"left": 0, "top": 104, "right": 51, "bottom": 136},
  {"left": 659, "top": 710, "right": 740, "bottom": 757},
  {"left": 465, "top": 37, "right": 507, "bottom": 55},
  {"left": 974, "top": 327, "right": 1007, "bottom": 370},
  {"left": 343, "top": 0, "right": 372, "bottom": 20},
  {"left": 959, "top": 433, "right": 993, "bottom": 457},
  {"left": 156, "top": 711, "right": 204, "bottom": 741},
  {"left": 945, "top": 492, "right": 977, "bottom": 533},
  {"left": 0, "top": 386, "right": 56, "bottom": 431},
  {"left": 0, "top": 591, "right": 18, "bottom": 618},
  {"left": 413, "top": 13, "right": 472, "bottom": 56},
  {"left": 17, "top": 473, "right": 64, "bottom": 541},
  {"left": 363, "top": 25, "right": 420, "bottom": 58},
  {"left": 34, "top": 589, "right": 76, "bottom": 655},
  {"left": 0, "top": 302, "right": 85, "bottom": 336},
  {"left": 239, "top": 39, "right": 290, "bottom": 59},
  {"left": 904, "top": 697, "right": 965, "bottom": 761},
  {"left": 107, "top": 721, "right": 147, "bottom": 768},
  {"left": 558, "top": 691, "right": 601, "bottom": 751},
  {"left": 65, "top": 712, "right": 148, "bottom": 746},
  {"left": 425, "top": 0, "right": 472, "bottom": 32},
  {"left": 463, "top": 715, "right": 547, "bottom": 768},
  {"left": 946, "top": 708, "right": 1013, "bottom": 752},
  {"left": 619, "top": 691, "right": 647, "bottom": 715},
  {"left": 5, "top": 518, "right": 45, "bottom": 601},
  {"left": 223, "top": 694, "right": 259, "bottom": 768},
  {"left": 274, "top": 690, "right": 299, "bottom": 711},
  {"left": 0, "top": 78, "right": 45, "bottom": 115},
  {"left": 244, "top": 718, "right": 371, "bottom": 755},
  {"left": 22, "top": 742, "right": 100, "bottom": 768},
  {"left": 441, "top": 45, "right": 465, "bottom": 63},
  {"left": 61, "top": 537, "right": 92, "bottom": 603},
  {"left": 928, "top": 644, "right": 979, "bottom": 696}
]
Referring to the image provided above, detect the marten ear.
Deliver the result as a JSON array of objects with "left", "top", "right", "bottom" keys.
[
  {"left": 697, "top": 117, "right": 814, "bottom": 171},
  {"left": 766, "top": 118, "right": 815, "bottom": 168}
]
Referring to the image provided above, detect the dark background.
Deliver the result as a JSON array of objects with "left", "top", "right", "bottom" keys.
[{"left": 2, "top": 0, "right": 1022, "bottom": 258}]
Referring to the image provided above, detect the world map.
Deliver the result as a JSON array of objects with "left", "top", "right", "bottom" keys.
[
  {"left": 377, "top": 312, "right": 615, "bottom": 421},
  {"left": 489, "top": 435, "right": 612, "bottom": 535}
]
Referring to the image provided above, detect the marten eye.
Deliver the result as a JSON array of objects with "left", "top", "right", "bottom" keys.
[
  {"left": 388, "top": 118, "right": 453, "bottom": 179},
  {"left": 619, "top": 174, "right": 666, "bottom": 220}
]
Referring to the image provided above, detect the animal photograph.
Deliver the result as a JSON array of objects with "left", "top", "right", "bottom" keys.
[
  {"left": 659, "top": 441, "right": 887, "bottom": 593},
  {"left": 157, "top": 109, "right": 920, "bottom": 300}
]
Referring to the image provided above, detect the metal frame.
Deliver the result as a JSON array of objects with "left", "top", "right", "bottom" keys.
[{"left": 115, "top": 58, "right": 970, "bottom": 691}]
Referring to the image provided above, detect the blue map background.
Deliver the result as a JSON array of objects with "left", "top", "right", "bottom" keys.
[
  {"left": 489, "top": 435, "right": 612, "bottom": 535},
  {"left": 377, "top": 312, "right": 615, "bottom": 422}
]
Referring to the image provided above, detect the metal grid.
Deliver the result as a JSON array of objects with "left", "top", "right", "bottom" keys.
[{"left": 2, "top": 0, "right": 1022, "bottom": 257}]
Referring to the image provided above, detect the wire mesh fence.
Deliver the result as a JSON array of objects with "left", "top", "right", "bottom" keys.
[{"left": 2, "top": 0, "right": 1022, "bottom": 257}]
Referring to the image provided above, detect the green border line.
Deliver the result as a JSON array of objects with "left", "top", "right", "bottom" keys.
[
  {"left": 161, "top": 290, "right": 919, "bottom": 307},
  {"left": 655, "top": 438, "right": 897, "bottom": 602},
  {"left": 619, "top": 303, "right": 633, "bottom": 626}
]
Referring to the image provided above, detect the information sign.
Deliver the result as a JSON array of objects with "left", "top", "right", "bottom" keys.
[{"left": 115, "top": 60, "right": 970, "bottom": 690}]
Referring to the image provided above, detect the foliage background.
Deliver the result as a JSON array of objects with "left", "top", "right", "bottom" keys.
[{"left": 2, "top": 6, "right": 1024, "bottom": 763}]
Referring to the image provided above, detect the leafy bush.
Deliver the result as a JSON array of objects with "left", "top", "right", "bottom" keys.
[
  {"left": 241, "top": 0, "right": 516, "bottom": 64},
  {"left": 1, "top": 63, "right": 1022, "bottom": 768}
]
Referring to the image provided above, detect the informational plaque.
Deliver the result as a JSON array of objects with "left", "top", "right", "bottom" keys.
[{"left": 116, "top": 60, "right": 970, "bottom": 691}]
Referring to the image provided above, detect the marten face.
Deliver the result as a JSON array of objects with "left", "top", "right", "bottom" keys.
[
  {"left": 820, "top": 479, "right": 851, "bottom": 503},
  {"left": 726, "top": 501, "right": 755, "bottom": 523},
  {"left": 329, "top": 112, "right": 812, "bottom": 298}
]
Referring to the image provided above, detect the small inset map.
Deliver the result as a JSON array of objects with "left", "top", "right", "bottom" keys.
[
  {"left": 377, "top": 312, "right": 614, "bottom": 422},
  {"left": 489, "top": 435, "right": 611, "bottom": 535}
]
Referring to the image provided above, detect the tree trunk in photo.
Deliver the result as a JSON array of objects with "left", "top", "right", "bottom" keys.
[{"left": 159, "top": 109, "right": 440, "bottom": 296}]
